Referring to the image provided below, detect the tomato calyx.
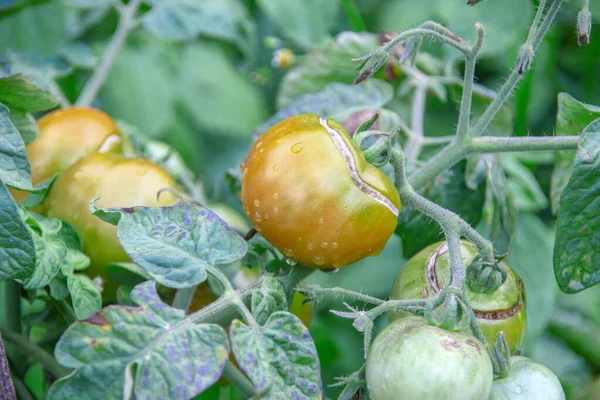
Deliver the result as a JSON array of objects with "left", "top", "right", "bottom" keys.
[
  {"left": 424, "top": 241, "right": 523, "bottom": 321},
  {"left": 467, "top": 253, "right": 508, "bottom": 294},
  {"left": 424, "top": 288, "right": 471, "bottom": 332},
  {"left": 319, "top": 117, "right": 399, "bottom": 217}
]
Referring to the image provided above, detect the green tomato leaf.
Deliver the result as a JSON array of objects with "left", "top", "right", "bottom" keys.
[
  {"left": 21, "top": 174, "right": 58, "bottom": 209},
  {"left": 396, "top": 160, "right": 487, "bottom": 257},
  {"left": 62, "top": 249, "right": 90, "bottom": 274},
  {"left": 48, "top": 281, "right": 230, "bottom": 399},
  {"left": 177, "top": 42, "right": 269, "bottom": 137},
  {"left": 551, "top": 93, "right": 600, "bottom": 214},
  {"left": 257, "top": 80, "right": 397, "bottom": 135},
  {"left": 554, "top": 118, "right": 600, "bottom": 293},
  {"left": 105, "top": 262, "right": 152, "bottom": 287},
  {"left": 90, "top": 204, "right": 248, "bottom": 288},
  {"left": 66, "top": 4, "right": 112, "bottom": 39},
  {"left": 0, "top": 103, "right": 32, "bottom": 190},
  {"left": 8, "top": 109, "right": 38, "bottom": 144},
  {"left": 67, "top": 274, "right": 102, "bottom": 320},
  {"left": 508, "top": 214, "right": 556, "bottom": 353},
  {"left": 257, "top": 0, "right": 337, "bottom": 50},
  {"left": 278, "top": 32, "right": 379, "bottom": 108},
  {"left": 251, "top": 277, "right": 287, "bottom": 326},
  {"left": 0, "top": 181, "right": 35, "bottom": 281},
  {"left": 143, "top": 0, "right": 255, "bottom": 55},
  {"left": 24, "top": 226, "right": 67, "bottom": 290},
  {"left": 58, "top": 42, "right": 98, "bottom": 69},
  {"left": 548, "top": 308, "right": 600, "bottom": 369},
  {"left": 477, "top": 157, "right": 517, "bottom": 254},
  {"left": 230, "top": 312, "right": 321, "bottom": 399},
  {"left": 49, "top": 274, "right": 70, "bottom": 300},
  {"left": 0, "top": 74, "right": 60, "bottom": 111},
  {"left": 500, "top": 154, "right": 548, "bottom": 213},
  {"left": 100, "top": 43, "right": 175, "bottom": 139}
]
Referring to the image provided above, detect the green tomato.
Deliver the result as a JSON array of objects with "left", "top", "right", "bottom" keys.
[
  {"left": 389, "top": 241, "right": 527, "bottom": 354},
  {"left": 489, "top": 356, "right": 565, "bottom": 400},
  {"left": 366, "top": 316, "right": 493, "bottom": 400}
]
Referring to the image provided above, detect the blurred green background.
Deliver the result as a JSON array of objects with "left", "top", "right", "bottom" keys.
[{"left": 2, "top": 0, "right": 600, "bottom": 398}]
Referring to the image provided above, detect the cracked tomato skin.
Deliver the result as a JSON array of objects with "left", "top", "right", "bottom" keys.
[
  {"left": 389, "top": 240, "right": 527, "bottom": 354},
  {"left": 240, "top": 114, "right": 401, "bottom": 269},
  {"left": 489, "top": 356, "right": 565, "bottom": 400},
  {"left": 44, "top": 153, "right": 178, "bottom": 298},
  {"left": 366, "top": 316, "right": 493, "bottom": 400}
]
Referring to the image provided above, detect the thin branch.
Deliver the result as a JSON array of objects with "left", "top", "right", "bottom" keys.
[
  {"left": 404, "top": 85, "right": 427, "bottom": 158},
  {"left": 75, "top": 0, "right": 143, "bottom": 106},
  {"left": 222, "top": 360, "right": 255, "bottom": 398},
  {"left": 471, "top": 135, "right": 579, "bottom": 153},
  {"left": 172, "top": 285, "right": 198, "bottom": 312}
]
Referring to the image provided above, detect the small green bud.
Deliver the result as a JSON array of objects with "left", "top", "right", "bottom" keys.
[
  {"left": 577, "top": 8, "right": 592, "bottom": 46},
  {"left": 466, "top": 255, "right": 507, "bottom": 294},
  {"left": 353, "top": 129, "right": 391, "bottom": 167},
  {"left": 353, "top": 48, "right": 390, "bottom": 84},
  {"left": 516, "top": 44, "right": 534, "bottom": 74}
]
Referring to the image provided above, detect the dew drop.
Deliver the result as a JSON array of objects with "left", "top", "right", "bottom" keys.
[
  {"left": 243, "top": 205, "right": 250, "bottom": 214},
  {"left": 273, "top": 192, "right": 279, "bottom": 200},
  {"left": 264, "top": 213, "right": 269, "bottom": 220},
  {"left": 240, "top": 161, "right": 246, "bottom": 169},
  {"left": 255, "top": 225, "right": 262, "bottom": 232},
  {"left": 307, "top": 242, "right": 314, "bottom": 250},
  {"left": 243, "top": 167, "right": 248, "bottom": 177},
  {"left": 254, "top": 199, "right": 260, "bottom": 207},
  {"left": 318, "top": 217, "right": 324, "bottom": 224},
  {"left": 514, "top": 385, "right": 522, "bottom": 395},
  {"left": 291, "top": 143, "right": 303, "bottom": 153},
  {"left": 273, "top": 164, "right": 280, "bottom": 171},
  {"left": 256, "top": 141, "right": 263, "bottom": 148},
  {"left": 331, "top": 242, "right": 339, "bottom": 249},
  {"left": 254, "top": 212, "right": 262, "bottom": 222},
  {"left": 284, "top": 248, "right": 294, "bottom": 257},
  {"left": 313, "top": 256, "right": 326, "bottom": 266},
  {"left": 286, "top": 258, "right": 297, "bottom": 266},
  {"left": 274, "top": 207, "right": 279, "bottom": 213},
  {"left": 276, "top": 138, "right": 282, "bottom": 144},
  {"left": 137, "top": 168, "right": 148, "bottom": 176},
  {"left": 321, "top": 242, "right": 328, "bottom": 248},
  {"left": 259, "top": 149, "right": 264, "bottom": 154}
]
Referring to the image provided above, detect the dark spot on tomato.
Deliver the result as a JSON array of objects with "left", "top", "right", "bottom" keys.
[{"left": 466, "top": 339, "right": 482, "bottom": 354}]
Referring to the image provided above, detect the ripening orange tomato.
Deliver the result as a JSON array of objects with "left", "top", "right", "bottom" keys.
[{"left": 240, "top": 114, "right": 401, "bottom": 269}]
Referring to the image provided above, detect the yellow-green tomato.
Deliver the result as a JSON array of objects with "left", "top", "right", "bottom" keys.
[
  {"left": 389, "top": 241, "right": 527, "bottom": 354},
  {"left": 240, "top": 114, "right": 401, "bottom": 269},
  {"left": 366, "top": 317, "right": 493, "bottom": 400},
  {"left": 489, "top": 356, "right": 565, "bottom": 400},
  {"left": 12, "top": 107, "right": 122, "bottom": 203},
  {"left": 44, "top": 153, "right": 179, "bottom": 298}
]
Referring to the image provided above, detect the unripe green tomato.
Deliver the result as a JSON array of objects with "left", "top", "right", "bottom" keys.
[
  {"left": 240, "top": 114, "right": 401, "bottom": 269},
  {"left": 44, "top": 153, "right": 179, "bottom": 298},
  {"left": 389, "top": 241, "right": 527, "bottom": 354},
  {"left": 11, "top": 107, "right": 122, "bottom": 203},
  {"left": 366, "top": 316, "right": 493, "bottom": 400},
  {"left": 489, "top": 356, "right": 565, "bottom": 400}
]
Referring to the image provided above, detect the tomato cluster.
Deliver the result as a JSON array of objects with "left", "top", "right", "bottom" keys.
[{"left": 18, "top": 107, "right": 243, "bottom": 300}]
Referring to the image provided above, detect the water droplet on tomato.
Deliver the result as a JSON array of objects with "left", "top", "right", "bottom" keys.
[
  {"left": 331, "top": 242, "right": 339, "bottom": 249},
  {"left": 286, "top": 258, "right": 297, "bottom": 266},
  {"left": 264, "top": 213, "right": 269, "bottom": 220},
  {"left": 256, "top": 141, "right": 263, "bottom": 148},
  {"left": 284, "top": 248, "right": 294, "bottom": 257},
  {"left": 254, "top": 212, "right": 262, "bottom": 222},
  {"left": 137, "top": 168, "right": 148, "bottom": 176},
  {"left": 242, "top": 167, "right": 248, "bottom": 177},
  {"left": 259, "top": 149, "right": 264, "bottom": 154},
  {"left": 253, "top": 199, "right": 260, "bottom": 207},
  {"left": 514, "top": 386, "right": 522, "bottom": 395},
  {"left": 318, "top": 217, "right": 324, "bottom": 224},
  {"left": 307, "top": 242, "right": 314, "bottom": 250},
  {"left": 273, "top": 164, "right": 279, "bottom": 171},
  {"left": 274, "top": 207, "right": 279, "bottom": 213},
  {"left": 313, "top": 256, "right": 326, "bottom": 265},
  {"left": 255, "top": 225, "right": 262, "bottom": 232},
  {"left": 291, "top": 143, "right": 303, "bottom": 153},
  {"left": 321, "top": 242, "right": 328, "bottom": 248}
]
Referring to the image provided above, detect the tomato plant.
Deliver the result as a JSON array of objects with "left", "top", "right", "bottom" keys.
[
  {"left": 240, "top": 114, "right": 401, "bottom": 269},
  {"left": 389, "top": 240, "right": 527, "bottom": 353},
  {"left": 1, "top": 0, "right": 597, "bottom": 399},
  {"left": 366, "top": 316, "right": 493, "bottom": 400}
]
